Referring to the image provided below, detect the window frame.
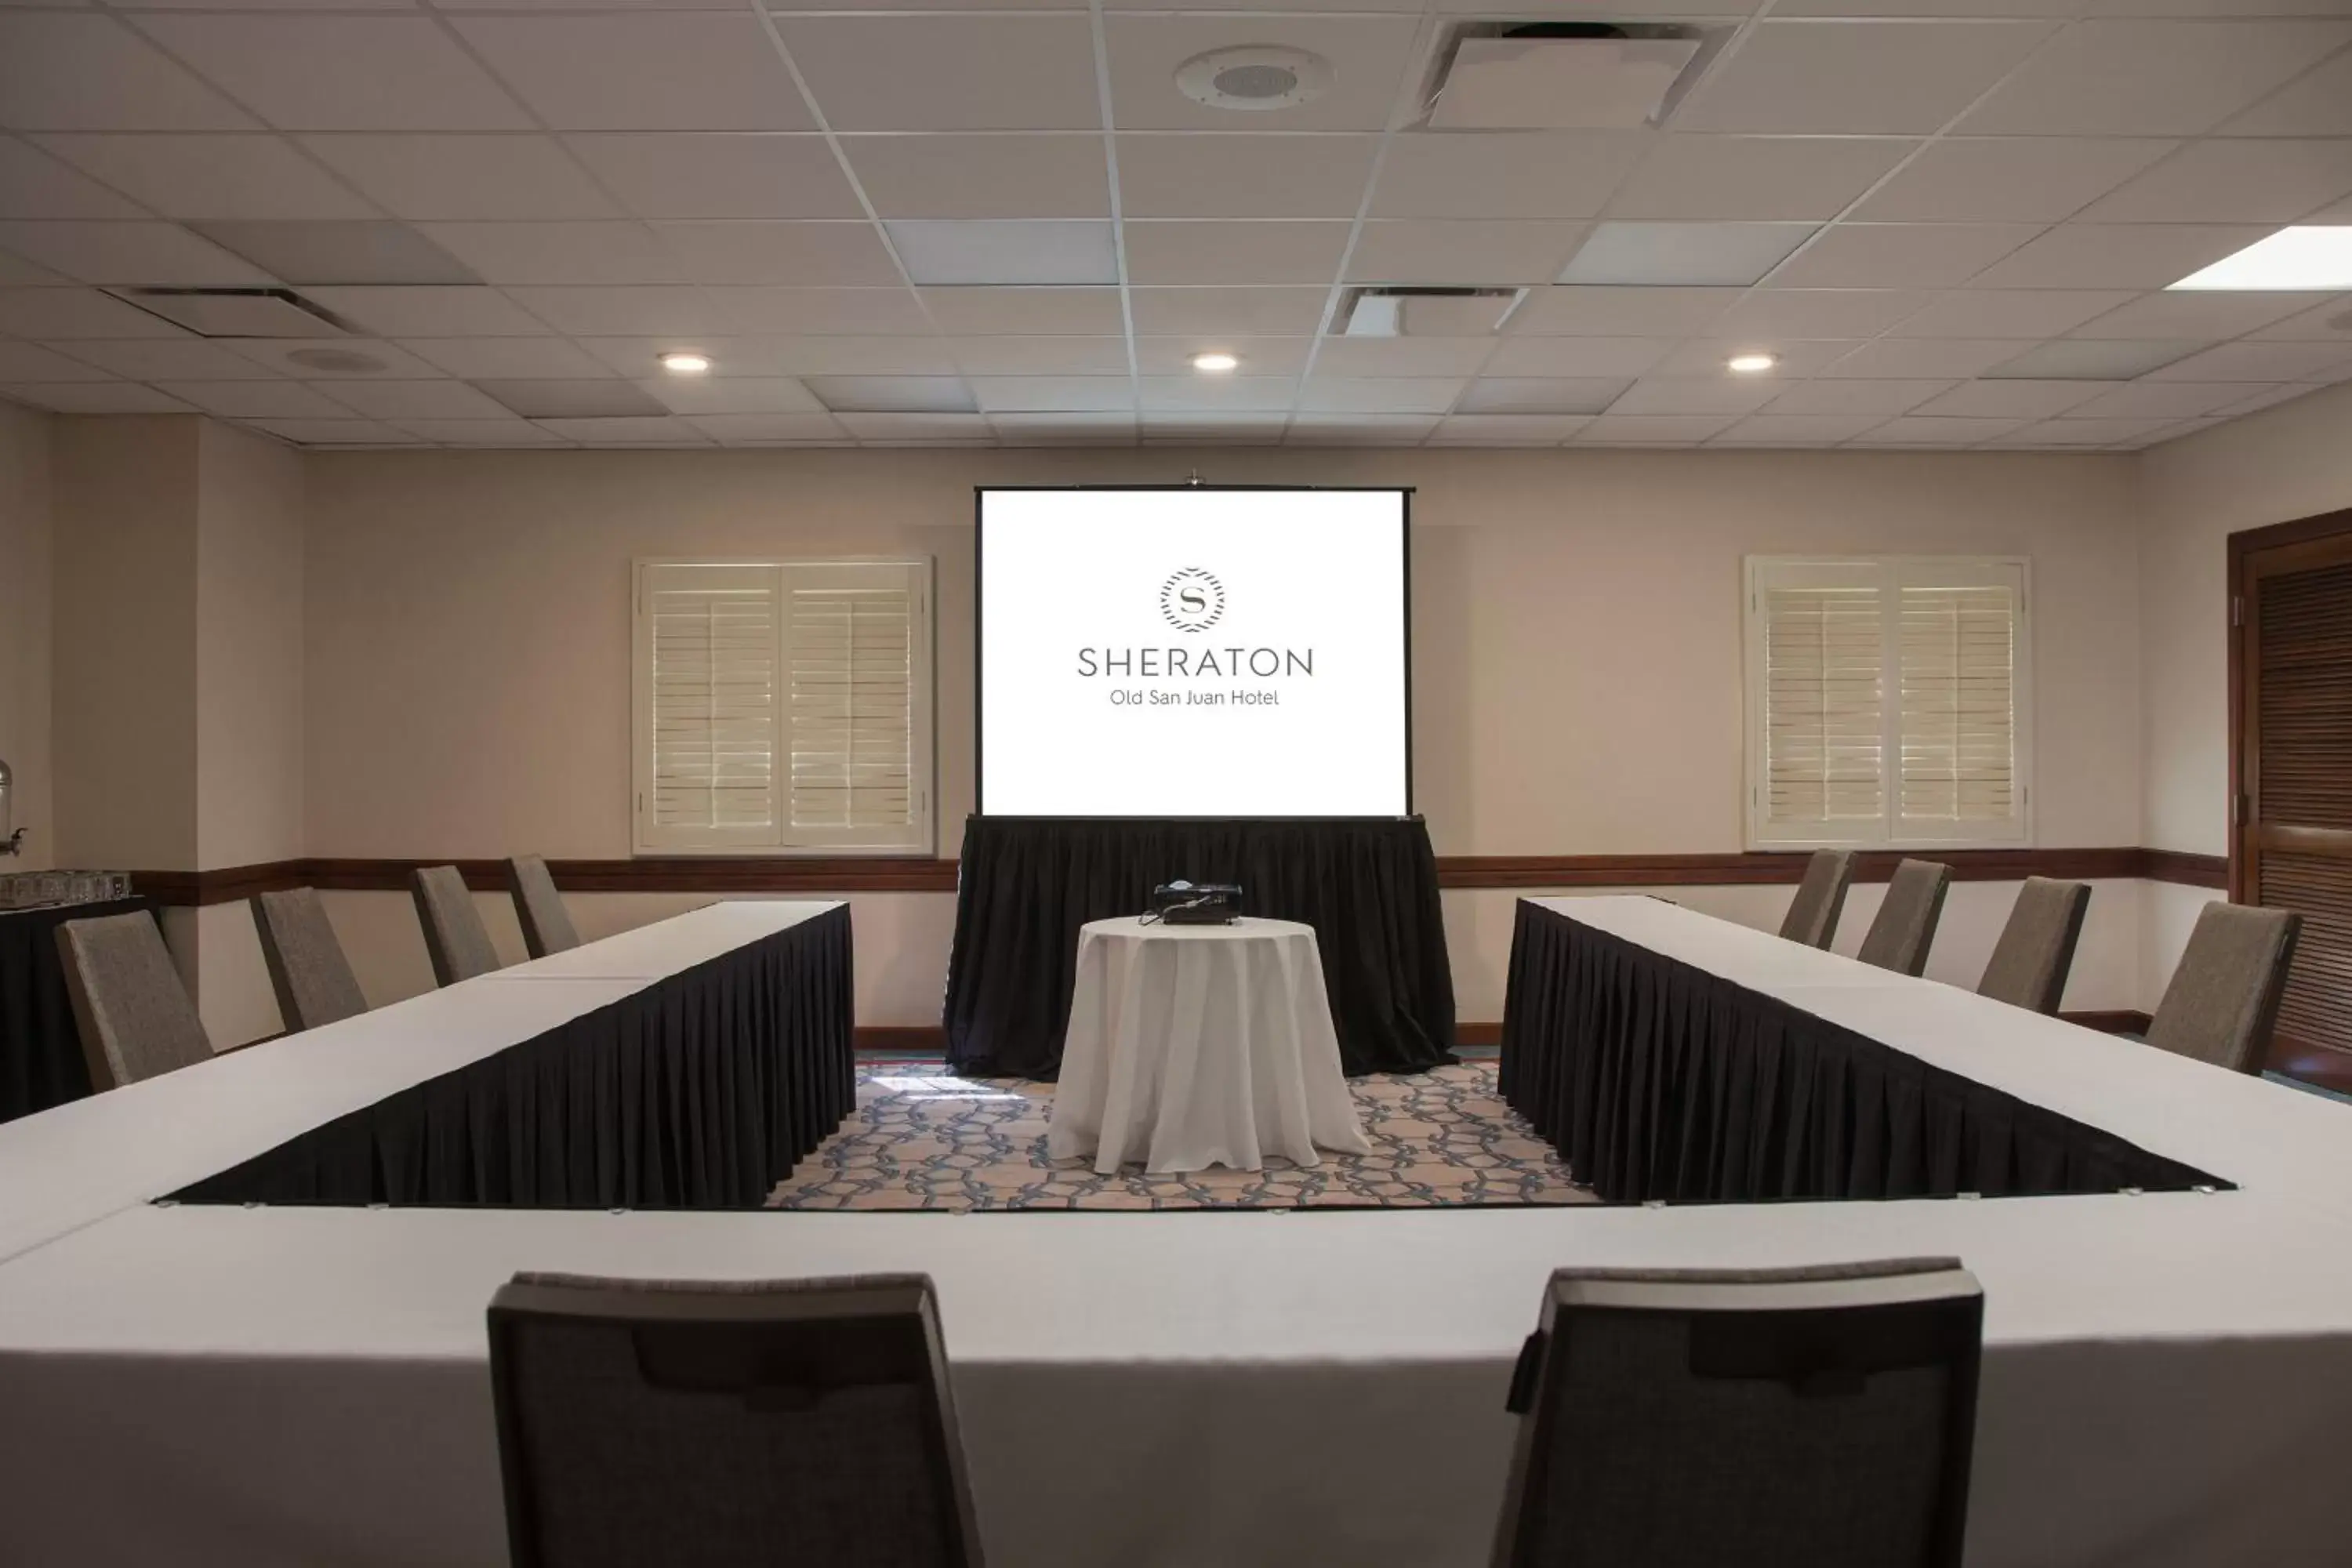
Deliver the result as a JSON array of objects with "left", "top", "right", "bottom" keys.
[
  {"left": 630, "top": 556, "right": 936, "bottom": 858},
  {"left": 1743, "top": 554, "right": 2034, "bottom": 852}
]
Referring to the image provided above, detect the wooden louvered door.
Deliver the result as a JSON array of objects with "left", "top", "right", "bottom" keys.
[{"left": 2238, "top": 515, "right": 2352, "bottom": 1075}]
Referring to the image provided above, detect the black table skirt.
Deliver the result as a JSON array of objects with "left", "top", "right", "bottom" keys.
[
  {"left": 1498, "top": 900, "right": 2227, "bottom": 1204},
  {"left": 943, "top": 816, "right": 1457, "bottom": 1079},
  {"left": 173, "top": 904, "right": 855, "bottom": 1210},
  {"left": 1, "top": 896, "right": 148, "bottom": 1126}
]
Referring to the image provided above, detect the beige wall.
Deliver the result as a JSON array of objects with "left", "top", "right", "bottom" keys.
[{"left": 0, "top": 402, "right": 53, "bottom": 871}]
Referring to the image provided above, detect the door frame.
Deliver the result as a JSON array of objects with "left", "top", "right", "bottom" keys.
[{"left": 2228, "top": 504, "right": 2352, "bottom": 904}]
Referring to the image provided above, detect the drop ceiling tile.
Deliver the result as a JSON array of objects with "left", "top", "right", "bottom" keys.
[
  {"left": 246, "top": 418, "right": 422, "bottom": 445},
  {"left": 2066, "top": 380, "right": 2253, "bottom": 419},
  {"left": 1133, "top": 336, "right": 1309, "bottom": 376},
  {"left": 1103, "top": 14, "right": 1422, "bottom": 133},
  {"left": 1984, "top": 338, "right": 2204, "bottom": 379},
  {"left": 1609, "top": 376, "right": 1780, "bottom": 416},
  {"left": 946, "top": 336, "right": 1129, "bottom": 375},
  {"left": 1708, "top": 289, "right": 1933, "bottom": 339},
  {"left": 0, "top": 286, "right": 191, "bottom": 337},
  {"left": 1136, "top": 374, "right": 1301, "bottom": 412},
  {"left": 0, "top": 380, "right": 194, "bottom": 412},
  {"left": 533, "top": 415, "right": 709, "bottom": 443},
  {"left": 393, "top": 419, "right": 571, "bottom": 447},
  {"left": 1138, "top": 414, "right": 1287, "bottom": 445},
  {"left": 34, "top": 134, "right": 377, "bottom": 223},
  {"left": 0, "top": 15, "right": 258, "bottom": 132},
  {"left": 1958, "top": 21, "right": 2352, "bottom": 136},
  {"left": 967, "top": 376, "right": 1137, "bottom": 412},
  {"left": 194, "top": 220, "right": 477, "bottom": 285},
  {"left": 2251, "top": 297, "right": 2352, "bottom": 341},
  {"left": 133, "top": 15, "right": 532, "bottom": 131},
  {"left": 1766, "top": 225, "right": 2042, "bottom": 289},
  {"left": 1311, "top": 336, "right": 1498, "bottom": 377},
  {"left": 474, "top": 379, "right": 666, "bottom": 417},
  {"left": 1762, "top": 378, "right": 1952, "bottom": 415},
  {"left": 1817, "top": 337, "right": 2040, "bottom": 378},
  {"left": 1116, "top": 135, "right": 1377, "bottom": 220},
  {"left": 0, "top": 140, "right": 151, "bottom": 220},
  {"left": 657, "top": 220, "right": 901, "bottom": 287},
  {"left": 499, "top": 285, "right": 716, "bottom": 335},
  {"left": 1649, "top": 339, "right": 1862, "bottom": 378},
  {"left": 1967, "top": 223, "right": 2272, "bottom": 290},
  {"left": 691, "top": 336, "right": 958, "bottom": 376},
  {"left": 684, "top": 413, "right": 848, "bottom": 444},
  {"left": 422, "top": 222, "right": 685, "bottom": 285},
  {"left": 396, "top": 336, "right": 612, "bottom": 379},
  {"left": 1347, "top": 220, "right": 1589, "bottom": 286},
  {"left": 0, "top": 221, "right": 271, "bottom": 285},
  {"left": 0, "top": 252, "right": 64, "bottom": 287},
  {"left": 2005, "top": 416, "right": 2180, "bottom": 445},
  {"left": 0, "top": 341, "right": 111, "bottom": 380},
  {"left": 802, "top": 374, "right": 975, "bottom": 412},
  {"left": 2220, "top": 49, "right": 2352, "bottom": 136},
  {"left": 1715, "top": 412, "right": 1888, "bottom": 443},
  {"left": 2149, "top": 339, "right": 2352, "bottom": 380},
  {"left": 1482, "top": 335, "right": 1675, "bottom": 378},
  {"left": 989, "top": 413, "right": 1137, "bottom": 445},
  {"left": 299, "top": 136, "right": 617, "bottom": 221},
  {"left": 452, "top": 14, "right": 811, "bottom": 131},
  {"left": 227, "top": 336, "right": 443, "bottom": 377},
  {"left": 2069, "top": 290, "right": 2335, "bottom": 340},
  {"left": 154, "top": 379, "right": 357, "bottom": 418},
  {"left": 1605, "top": 136, "right": 1913, "bottom": 222},
  {"left": 1575, "top": 413, "right": 1742, "bottom": 443},
  {"left": 845, "top": 135, "right": 1109, "bottom": 220},
  {"left": 1887, "top": 289, "right": 2137, "bottom": 338},
  {"left": 1123, "top": 222, "right": 1349, "bottom": 285},
  {"left": 1505, "top": 285, "right": 1741, "bottom": 336},
  {"left": 1849, "top": 415, "right": 2023, "bottom": 444},
  {"left": 1677, "top": 21, "right": 2054, "bottom": 135},
  {"left": 1127, "top": 285, "right": 1329, "bottom": 336},
  {"left": 1298, "top": 377, "right": 1465, "bottom": 414},
  {"left": 833, "top": 412, "right": 989, "bottom": 440},
  {"left": 64, "top": 337, "right": 287, "bottom": 379},
  {"left": 1853, "top": 137, "right": 2176, "bottom": 223},
  {"left": 316, "top": 378, "right": 514, "bottom": 419},
  {"left": 638, "top": 375, "right": 822, "bottom": 414},
  {"left": 1457, "top": 376, "right": 1633, "bottom": 415},
  {"left": 1912, "top": 378, "right": 2106, "bottom": 417},
  {"left": 712, "top": 286, "right": 933, "bottom": 336},
  {"left": 921, "top": 286, "right": 1122, "bottom": 336},
  {"left": 2209, "top": 382, "right": 2323, "bottom": 417},
  {"left": 2076, "top": 139, "right": 2352, "bottom": 224},
  {"left": 1370, "top": 131, "right": 1653, "bottom": 220},
  {"left": 776, "top": 14, "right": 1101, "bottom": 132},
  {"left": 301, "top": 285, "right": 546, "bottom": 337},
  {"left": 1558, "top": 223, "right": 1817, "bottom": 286},
  {"left": 1428, "top": 414, "right": 1592, "bottom": 443},
  {"left": 1287, "top": 416, "right": 1439, "bottom": 445},
  {"left": 568, "top": 134, "right": 859, "bottom": 221},
  {"left": 1779, "top": 0, "right": 2074, "bottom": 16},
  {"left": 884, "top": 220, "right": 1115, "bottom": 286}
]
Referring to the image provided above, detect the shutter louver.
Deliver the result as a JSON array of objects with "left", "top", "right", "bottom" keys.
[
  {"left": 649, "top": 574, "right": 779, "bottom": 840},
  {"left": 1899, "top": 584, "right": 2017, "bottom": 829},
  {"left": 1762, "top": 586, "right": 1886, "bottom": 829},
  {"left": 788, "top": 580, "right": 915, "bottom": 836}
]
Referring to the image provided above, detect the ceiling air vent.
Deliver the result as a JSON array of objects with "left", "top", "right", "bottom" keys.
[
  {"left": 1422, "top": 21, "right": 1719, "bottom": 130},
  {"left": 1338, "top": 286, "right": 1523, "bottom": 339},
  {"left": 112, "top": 287, "right": 352, "bottom": 339},
  {"left": 1175, "top": 46, "right": 1334, "bottom": 112}
]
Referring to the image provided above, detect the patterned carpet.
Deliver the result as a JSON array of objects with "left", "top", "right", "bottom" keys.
[{"left": 768, "top": 1060, "right": 1596, "bottom": 1211}]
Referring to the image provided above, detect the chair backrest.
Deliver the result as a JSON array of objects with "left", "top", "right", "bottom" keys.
[
  {"left": 2144, "top": 902, "right": 2303, "bottom": 1073},
  {"left": 53, "top": 910, "right": 213, "bottom": 1089},
  {"left": 410, "top": 865, "right": 502, "bottom": 985},
  {"left": 251, "top": 886, "right": 368, "bottom": 1032},
  {"left": 507, "top": 855, "right": 581, "bottom": 960},
  {"left": 1857, "top": 859, "right": 1954, "bottom": 977},
  {"left": 1777, "top": 849, "right": 1855, "bottom": 949},
  {"left": 1493, "top": 1258, "right": 1984, "bottom": 1568},
  {"left": 1976, "top": 877, "right": 2091, "bottom": 1014},
  {"left": 488, "top": 1271, "right": 985, "bottom": 1568}
]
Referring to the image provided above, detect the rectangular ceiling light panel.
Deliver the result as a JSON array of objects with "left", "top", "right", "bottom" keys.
[{"left": 2169, "top": 227, "right": 2352, "bottom": 291}]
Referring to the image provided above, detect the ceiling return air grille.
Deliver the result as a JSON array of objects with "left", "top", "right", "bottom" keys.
[{"left": 1420, "top": 21, "right": 1722, "bottom": 130}]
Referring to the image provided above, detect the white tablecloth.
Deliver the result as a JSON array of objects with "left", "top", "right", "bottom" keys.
[{"left": 1049, "top": 916, "right": 1371, "bottom": 1174}]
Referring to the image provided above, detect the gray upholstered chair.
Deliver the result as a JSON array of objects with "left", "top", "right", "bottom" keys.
[
  {"left": 1492, "top": 1258, "right": 1984, "bottom": 1568},
  {"left": 1857, "top": 858, "right": 1953, "bottom": 978},
  {"left": 506, "top": 855, "right": 580, "bottom": 960},
  {"left": 410, "top": 864, "right": 503, "bottom": 986},
  {"left": 54, "top": 909, "right": 214, "bottom": 1089},
  {"left": 1777, "top": 848, "right": 1855, "bottom": 949},
  {"left": 2144, "top": 902, "right": 2303, "bottom": 1073},
  {"left": 1977, "top": 877, "right": 2091, "bottom": 1014},
  {"left": 488, "top": 1272, "right": 984, "bottom": 1568},
  {"left": 251, "top": 887, "right": 368, "bottom": 1032}
]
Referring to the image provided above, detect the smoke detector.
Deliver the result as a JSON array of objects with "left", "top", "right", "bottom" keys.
[
  {"left": 1176, "top": 46, "right": 1334, "bottom": 112},
  {"left": 1338, "top": 287, "right": 1524, "bottom": 338},
  {"left": 1423, "top": 22, "right": 1717, "bottom": 129}
]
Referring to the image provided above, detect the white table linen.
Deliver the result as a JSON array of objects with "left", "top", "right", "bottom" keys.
[{"left": 1049, "top": 916, "right": 1372, "bottom": 1174}]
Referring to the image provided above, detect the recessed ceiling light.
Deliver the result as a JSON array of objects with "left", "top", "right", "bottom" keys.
[
  {"left": 659, "top": 352, "right": 711, "bottom": 375},
  {"left": 1726, "top": 352, "right": 1777, "bottom": 374},
  {"left": 1192, "top": 351, "right": 1240, "bottom": 374},
  {"left": 2169, "top": 227, "right": 2352, "bottom": 291}
]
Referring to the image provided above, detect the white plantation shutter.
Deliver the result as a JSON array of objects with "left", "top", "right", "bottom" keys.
[
  {"left": 1747, "top": 557, "right": 2030, "bottom": 848},
  {"left": 634, "top": 560, "right": 932, "bottom": 855}
]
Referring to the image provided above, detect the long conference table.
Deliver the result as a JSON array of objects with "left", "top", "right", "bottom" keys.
[{"left": 3, "top": 896, "right": 2352, "bottom": 1566}]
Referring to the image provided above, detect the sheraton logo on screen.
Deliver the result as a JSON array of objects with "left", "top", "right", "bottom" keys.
[{"left": 1073, "top": 567, "right": 1316, "bottom": 681}]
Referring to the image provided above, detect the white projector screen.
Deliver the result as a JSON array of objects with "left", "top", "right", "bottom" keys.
[{"left": 978, "top": 486, "right": 1410, "bottom": 818}]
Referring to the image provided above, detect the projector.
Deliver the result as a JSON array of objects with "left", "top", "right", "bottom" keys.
[{"left": 1150, "top": 880, "right": 1243, "bottom": 925}]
